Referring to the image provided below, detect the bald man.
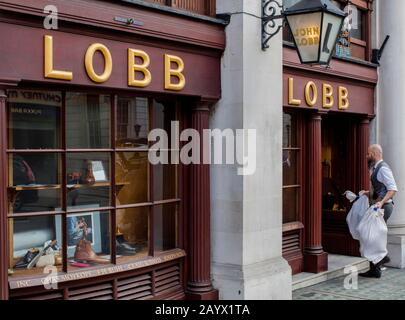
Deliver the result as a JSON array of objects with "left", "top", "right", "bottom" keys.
[{"left": 359, "top": 144, "right": 397, "bottom": 278}]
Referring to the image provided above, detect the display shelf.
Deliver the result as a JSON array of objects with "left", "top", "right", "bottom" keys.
[
  {"left": 67, "top": 182, "right": 110, "bottom": 189},
  {"left": 8, "top": 182, "right": 129, "bottom": 192},
  {"left": 9, "top": 260, "right": 63, "bottom": 279},
  {"left": 67, "top": 181, "right": 129, "bottom": 190},
  {"left": 8, "top": 184, "right": 61, "bottom": 191},
  {"left": 115, "top": 247, "right": 149, "bottom": 264}
]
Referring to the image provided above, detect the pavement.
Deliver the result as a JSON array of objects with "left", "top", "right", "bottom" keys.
[{"left": 293, "top": 267, "right": 405, "bottom": 300}]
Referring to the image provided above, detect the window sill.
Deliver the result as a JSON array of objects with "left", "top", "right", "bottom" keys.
[
  {"left": 282, "top": 221, "right": 304, "bottom": 233},
  {"left": 350, "top": 37, "right": 367, "bottom": 47},
  {"left": 118, "top": 0, "right": 228, "bottom": 25},
  {"left": 8, "top": 248, "right": 186, "bottom": 290}
]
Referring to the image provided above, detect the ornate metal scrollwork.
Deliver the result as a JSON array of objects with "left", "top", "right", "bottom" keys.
[{"left": 262, "top": 0, "right": 284, "bottom": 50}]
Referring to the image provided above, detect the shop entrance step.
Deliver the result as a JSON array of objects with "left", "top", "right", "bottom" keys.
[{"left": 292, "top": 254, "right": 369, "bottom": 291}]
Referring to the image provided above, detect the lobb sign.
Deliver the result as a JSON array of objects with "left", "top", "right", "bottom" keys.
[
  {"left": 287, "top": 77, "right": 349, "bottom": 110},
  {"left": 0, "top": 23, "right": 221, "bottom": 99},
  {"left": 44, "top": 35, "right": 185, "bottom": 91}
]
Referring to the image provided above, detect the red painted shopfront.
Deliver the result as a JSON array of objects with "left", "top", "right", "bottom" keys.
[
  {"left": 282, "top": 46, "right": 378, "bottom": 274},
  {"left": 0, "top": 0, "right": 225, "bottom": 300}
]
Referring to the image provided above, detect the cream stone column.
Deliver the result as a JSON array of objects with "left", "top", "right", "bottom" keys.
[
  {"left": 211, "top": 0, "right": 292, "bottom": 299},
  {"left": 377, "top": 0, "right": 405, "bottom": 268}
]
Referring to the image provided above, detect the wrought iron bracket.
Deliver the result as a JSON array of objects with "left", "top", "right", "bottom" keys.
[
  {"left": 262, "top": 0, "right": 285, "bottom": 50},
  {"left": 371, "top": 35, "right": 390, "bottom": 65}
]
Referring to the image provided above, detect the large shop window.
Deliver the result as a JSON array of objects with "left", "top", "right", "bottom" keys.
[
  {"left": 7, "top": 89, "right": 179, "bottom": 278},
  {"left": 282, "top": 112, "right": 302, "bottom": 224}
]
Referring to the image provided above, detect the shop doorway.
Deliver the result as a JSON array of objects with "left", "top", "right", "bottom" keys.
[
  {"left": 282, "top": 111, "right": 369, "bottom": 275},
  {"left": 321, "top": 114, "right": 361, "bottom": 257}
]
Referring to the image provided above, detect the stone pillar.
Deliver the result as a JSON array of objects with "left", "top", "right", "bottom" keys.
[
  {"left": 358, "top": 118, "right": 370, "bottom": 191},
  {"left": 377, "top": 0, "right": 405, "bottom": 268},
  {"left": 0, "top": 90, "right": 8, "bottom": 299},
  {"left": 186, "top": 102, "right": 218, "bottom": 300},
  {"left": 304, "top": 113, "right": 327, "bottom": 273},
  {"left": 211, "top": 0, "right": 292, "bottom": 300}
]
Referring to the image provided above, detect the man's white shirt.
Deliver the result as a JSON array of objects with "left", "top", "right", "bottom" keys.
[{"left": 373, "top": 159, "right": 398, "bottom": 194}]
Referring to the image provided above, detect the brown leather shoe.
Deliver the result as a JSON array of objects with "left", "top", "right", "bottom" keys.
[{"left": 74, "top": 239, "right": 110, "bottom": 264}]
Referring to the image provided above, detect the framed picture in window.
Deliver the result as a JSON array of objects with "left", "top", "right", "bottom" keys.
[{"left": 55, "top": 205, "right": 102, "bottom": 257}]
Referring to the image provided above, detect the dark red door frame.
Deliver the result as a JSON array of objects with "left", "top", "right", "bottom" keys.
[{"left": 282, "top": 107, "right": 373, "bottom": 274}]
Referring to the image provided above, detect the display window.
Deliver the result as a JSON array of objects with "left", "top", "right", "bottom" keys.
[
  {"left": 282, "top": 112, "right": 302, "bottom": 224},
  {"left": 7, "top": 89, "right": 180, "bottom": 278}
]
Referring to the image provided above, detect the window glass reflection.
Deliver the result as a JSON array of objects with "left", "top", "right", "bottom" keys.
[
  {"left": 66, "top": 93, "right": 110, "bottom": 149},
  {"left": 283, "top": 188, "right": 299, "bottom": 224},
  {"left": 66, "top": 153, "right": 110, "bottom": 208},
  {"left": 7, "top": 89, "right": 61, "bottom": 149},
  {"left": 116, "top": 152, "right": 149, "bottom": 205},
  {"left": 116, "top": 207, "right": 149, "bottom": 262},
  {"left": 154, "top": 203, "right": 177, "bottom": 252},
  {"left": 116, "top": 97, "right": 149, "bottom": 149},
  {"left": 9, "top": 153, "right": 61, "bottom": 213},
  {"left": 152, "top": 100, "right": 177, "bottom": 201}
]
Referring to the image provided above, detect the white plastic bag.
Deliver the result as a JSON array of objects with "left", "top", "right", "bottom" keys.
[
  {"left": 357, "top": 205, "right": 388, "bottom": 264},
  {"left": 346, "top": 194, "right": 369, "bottom": 240},
  {"left": 344, "top": 190, "right": 358, "bottom": 203}
]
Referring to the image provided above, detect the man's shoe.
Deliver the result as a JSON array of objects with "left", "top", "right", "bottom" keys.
[
  {"left": 359, "top": 268, "right": 382, "bottom": 278},
  {"left": 376, "top": 255, "right": 391, "bottom": 268},
  {"left": 381, "top": 255, "right": 391, "bottom": 265},
  {"left": 116, "top": 240, "right": 137, "bottom": 256},
  {"left": 14, "top": 248, "right": 39, "bottom": 269}
]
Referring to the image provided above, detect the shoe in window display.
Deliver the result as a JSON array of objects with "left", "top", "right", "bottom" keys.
[
  {"left": 35, "top": 240, "right": 62, "bottom": 268},
  {"left": 14, "top": 248, "right": 40, "bottom": 269},
  {"left": 35, "top": 254, "right": 56, "bottom": 268},
  {"left": 27, "top": 240, "right": 58, "bottom": 269},
  {"left": 116, "top": 234, "right": 138, "bottom": 256},
  {"left": 74, "top": 238, "right": 110, "bottom": 264}
]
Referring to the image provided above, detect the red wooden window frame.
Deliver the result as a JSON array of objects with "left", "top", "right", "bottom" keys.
[
  {"left": 6, "top": 88, "right": 182, "bottom": 276},
  {"left": 282, "top": 111, "right": 304, "bottom": 225},
  {"left": 282, "top": 110, "right": 305, "bottom": 274}
]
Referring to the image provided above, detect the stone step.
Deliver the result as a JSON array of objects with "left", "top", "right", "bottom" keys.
[{"left": 292, "top": 254, "right": 370, "bottom": 291}]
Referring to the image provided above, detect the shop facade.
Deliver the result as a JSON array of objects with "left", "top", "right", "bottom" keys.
[
  {"left": 0, "top": 0, "right": 225, "bottom": 300},
  {"left": 282, "top": 46, "right": 378, "bottom": 274}
]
